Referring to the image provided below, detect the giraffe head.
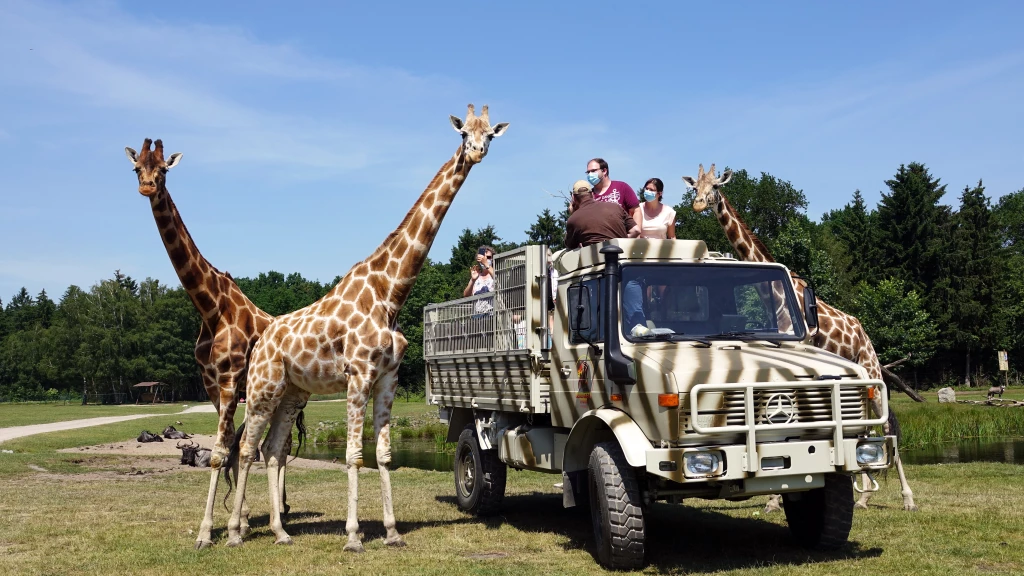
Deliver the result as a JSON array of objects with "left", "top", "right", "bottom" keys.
[
  {"left": 449, "top": 104, "right": 509, "bottom": 164},
  {"left": 124, "top": 138, "right": 182, "bottom": 197},
  {"left": 682, "top": 163, "right": 733, "bottom": 212}
]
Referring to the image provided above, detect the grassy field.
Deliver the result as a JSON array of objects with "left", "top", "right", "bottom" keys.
[
  {"left": 0, "top": 397, "right": 1022, "bottom": 574},
  {"left": 0, "top": 402, "right": 182, "bottom": 428},
  {"left": 889, "top": 388, "right": 1024, "bottom": 449},
  {"left": 0, "top": 449, "right": 1020, "bottom": 575}
]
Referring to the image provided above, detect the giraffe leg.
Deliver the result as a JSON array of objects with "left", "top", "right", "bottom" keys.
[
  {"left": 855, "top": 472, "right": 874, "bottom": 509},
  {"left": 263, "top": 386, "right": 308, "bottom": 543},
  {"left": 893, "top": 447, "right": 917, "bottom": 511},
  {"left": 194, "top": 372, "right": 221, "bottom": 549},
  {"left": 374, "top": 369, "right": 405, "bottom": 547},
  {"left": 764, "top": 494, "right": 783, "bottom": 513},
  {"left": 343, "top": 372, "right": 371, "bottom": 553},
  {"left": 281, "top": 432, "right": 292, "bottom": 517},
  {"left": 226, "top": 409, "right": 270, "bottom": 547}
]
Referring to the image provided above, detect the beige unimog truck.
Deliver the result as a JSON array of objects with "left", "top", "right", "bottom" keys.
[{"left": 424, "top": 240, "right": 895, "bottom": 569}]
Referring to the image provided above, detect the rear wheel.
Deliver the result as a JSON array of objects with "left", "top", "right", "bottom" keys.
[
  {"left": 783, "top": 473, "right": 854, "bottom": 550},
  {"left": 588, "top": 441, "right": 645, "bottom": 569},
  {"left": 454, "top": 426, "right": 506, "bottom": 516}
]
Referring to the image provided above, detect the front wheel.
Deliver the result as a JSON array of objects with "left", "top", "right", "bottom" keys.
[
  {"left": 454, "top": 426, "right": 506, "bottom": 516},
  {"left": 783, "top": 473, "right": 854, "bottom": 550},
  {"left": 588, "top": 441, "right": 646, "bottom": 569}
]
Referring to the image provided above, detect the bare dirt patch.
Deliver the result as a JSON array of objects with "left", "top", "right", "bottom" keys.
[{"left": 58, "top": 434, "right": 346, "bottom": 471}]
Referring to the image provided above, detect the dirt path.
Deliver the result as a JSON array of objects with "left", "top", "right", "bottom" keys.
[{"left": 0, "top": 404, "right": 217, "bottom": 444}]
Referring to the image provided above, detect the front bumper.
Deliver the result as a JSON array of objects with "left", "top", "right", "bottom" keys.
[{"left": 644, "top": 435, "right": 896, "bottom": 494}]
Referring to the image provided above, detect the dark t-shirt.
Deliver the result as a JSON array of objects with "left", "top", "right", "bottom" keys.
[
  {"left": 593, "top": 180, "right": 640, "bottom": 213},
  {"left": 565, "top": 198, "right": 638, "bottom": 249}
]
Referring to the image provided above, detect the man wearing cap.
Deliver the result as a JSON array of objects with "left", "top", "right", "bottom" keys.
[{"left": 565, "top": 179, "right": 640, "bottom": 249}]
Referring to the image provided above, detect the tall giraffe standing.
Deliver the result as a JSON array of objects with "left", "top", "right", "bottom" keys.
[
  {"left": 682, "top": 163, "right": 917, "bottom": 512},
  {"left": 223, "top": 105, "right": 509, "bottom": 549},
  {"left": 125, "top": 139, "right": 293, "bottom": 548}
]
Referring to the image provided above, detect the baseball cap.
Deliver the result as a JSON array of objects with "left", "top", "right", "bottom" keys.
[{"left": 572, "top": 180, "right": 592, "bottom": 195}]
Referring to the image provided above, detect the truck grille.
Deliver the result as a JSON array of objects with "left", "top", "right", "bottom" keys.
[{"left": 689, "top": 385, "right": 868, "bottom": 430}]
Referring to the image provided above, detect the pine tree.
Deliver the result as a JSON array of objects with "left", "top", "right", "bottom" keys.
[
  {"left": 525, "top": 208, "right": 565, "bottom": 248},
  {"left": 875, "top": 163, "right": 948, "bottom": 294},
  {"left": 822, "top": 190, "right": 879, "bottom": 286},
  {"left": 937, "top": 181, "right": 1001, "bottom": 385}
]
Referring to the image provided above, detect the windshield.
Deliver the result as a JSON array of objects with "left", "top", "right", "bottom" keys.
[{"left": 620, "top": 263, "right": 806, "bottom": 342}]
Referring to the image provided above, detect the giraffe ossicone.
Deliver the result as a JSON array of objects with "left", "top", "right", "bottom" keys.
[{"left": 223, "top": 105, "right": 509, "bottom": 550}]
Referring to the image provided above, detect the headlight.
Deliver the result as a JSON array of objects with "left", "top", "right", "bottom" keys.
[
  {"left": 856, "top": 442, "right": 885, "bottom": 465},
  {"left": 684, "top": 451, "right": 722, "bottom": 475}
]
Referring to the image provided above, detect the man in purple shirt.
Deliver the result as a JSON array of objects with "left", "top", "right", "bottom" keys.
[{"left": 585, "top": 158, "right": 640, "bottom": 219}]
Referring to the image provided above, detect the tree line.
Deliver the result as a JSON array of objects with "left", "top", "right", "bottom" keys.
[{"left": 1, "top": 161, "right": 1021, "bottom": 401}]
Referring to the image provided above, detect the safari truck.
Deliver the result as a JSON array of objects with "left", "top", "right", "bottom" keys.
[{"left": 423, "top": 240, "right": 895, "bottom": 569}]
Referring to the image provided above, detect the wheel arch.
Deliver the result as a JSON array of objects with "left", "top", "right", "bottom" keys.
[{"left": 562, "top": 409, "right": 649, "bottom": 474}]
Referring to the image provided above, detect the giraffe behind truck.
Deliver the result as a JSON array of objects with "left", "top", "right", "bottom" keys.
[{"left": 423, "top": 239, "right": 896, "bottom": 570}]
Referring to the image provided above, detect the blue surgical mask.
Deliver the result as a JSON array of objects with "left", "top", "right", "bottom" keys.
[
  {"left": 643, "top": 190, "right": 657, "bottom": 202},
  {"left": 586, "top": 171, "right": 601, "bottom": 186}
]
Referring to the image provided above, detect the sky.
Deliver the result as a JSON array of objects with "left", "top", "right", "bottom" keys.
[{"left": 1, "top": 0, "right": 1022, "bottom": 302}]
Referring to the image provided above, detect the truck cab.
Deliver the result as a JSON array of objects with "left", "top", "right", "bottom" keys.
[{"left": 424, "top": 239, "right": 895, "bottom": 569}]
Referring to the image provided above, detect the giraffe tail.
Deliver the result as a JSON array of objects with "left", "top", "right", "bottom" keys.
[
  {"left": 222, "top": 418, "right": 246, "bottom": 510},
  {"left": 293, "top": 410, "right": 306, "bottom": 457}
]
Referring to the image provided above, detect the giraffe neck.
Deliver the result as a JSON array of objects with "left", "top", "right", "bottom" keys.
[
  {"left": 149, "top": 185, "right": 223, "bottom": 320},
  {"left": 349, "top": 145, "right": 474, "bottom": 318},
  {"left": 714, "top": 195, "right": 775, "bottom": 263}
]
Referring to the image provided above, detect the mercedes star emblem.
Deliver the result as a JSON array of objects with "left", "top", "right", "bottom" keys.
[{"left": 763, "top": 393, "right": 797, "bottom": 424}]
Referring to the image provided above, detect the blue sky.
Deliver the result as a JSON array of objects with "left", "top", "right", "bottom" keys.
[{"left": 1, "top": 0, "right": 1022, "bottom": 302}]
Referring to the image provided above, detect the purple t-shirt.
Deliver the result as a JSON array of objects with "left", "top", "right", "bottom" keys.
[{"left": 593, "top": 180, "right": 639, "bottom": 213}]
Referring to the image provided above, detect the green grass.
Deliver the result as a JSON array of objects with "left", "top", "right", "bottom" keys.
[
  {"left": 0, "top": 451, "right": 1021, "bottom": 575},
  {"left": 0, "top": 403, "right": 182, "bottom": 427},
  {"left": 890, "top": 389, "right": 1024, "bottom": 450}
]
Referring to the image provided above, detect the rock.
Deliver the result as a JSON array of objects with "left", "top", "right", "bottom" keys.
[{"left": 937, "top": 387, "right": 957, "bottom": 403}]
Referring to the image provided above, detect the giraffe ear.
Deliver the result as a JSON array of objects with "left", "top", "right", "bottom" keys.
[
  {"left": 166, "top": 152, "right": 183, "bottom": 169},
  {"left": 125, "top": 147, "right": 139, "bottom": 164},
  {"left": 450, "top": 115, "right": 465, "bottom": 133},
  {"left": 681, "top": 175, "right": 697, "bottom": 188},
  {"left": 717, "top": 170, "right": 733, "bottom": 186},
  {"left": 491, "top": 122, "right": 510, "bottom": 138}
]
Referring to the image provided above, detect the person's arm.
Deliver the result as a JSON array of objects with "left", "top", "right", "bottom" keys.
[
  {"left": 624, "top": 212, "right": 640, "bottom": 238},
  {"left": 666, "top": 208, "right": 677, "bottom": 239},
  {"left": 565, "top": 226, "right": 579, "bottom": 249},
  {"left": 620, "top": 182, "right": 640, "bottom": 214},
  {"left": 463, "top": 269, "right": 479, "bottom": 297}
]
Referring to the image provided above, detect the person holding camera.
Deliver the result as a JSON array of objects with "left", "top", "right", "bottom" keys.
[{"left": 464, "top": 245, "right": 496, "bottom": 314}]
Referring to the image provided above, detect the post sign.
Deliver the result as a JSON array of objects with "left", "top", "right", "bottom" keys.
[{"left": 998, "top": 350, "right": 1008, "bottom": 372}]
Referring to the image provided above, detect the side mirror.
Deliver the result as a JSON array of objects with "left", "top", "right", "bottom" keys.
[
  {"left": 567, "top": 284, "right": 591, "bottom": 334},
  {"left": 803, "top": 286, "right": 819, "bottom": 330}
]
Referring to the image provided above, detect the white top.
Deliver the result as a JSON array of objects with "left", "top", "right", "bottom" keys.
[
  {"left": 638, "top": 204, "right": 676, "bottom": 239},
  {"left": 472, "top": 273, "right": 494, "bottom": 314}
]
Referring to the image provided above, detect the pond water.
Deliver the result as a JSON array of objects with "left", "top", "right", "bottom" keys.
[
  {"left": 901, "top": 438, "right": 1024, "bottom": 466},
  {"left": 300, "top": 438, "right": 1024, "bottom": 471}
]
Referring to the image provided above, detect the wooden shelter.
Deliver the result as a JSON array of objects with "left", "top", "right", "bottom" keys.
[{"left": 133, "top": 382, "right": 164, "bottom": 404}]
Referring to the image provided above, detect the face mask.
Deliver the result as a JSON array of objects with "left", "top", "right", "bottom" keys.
[
  {"left": 586, "top": 171, "right": 602, "bottom": 186},
  {"left": 643, "top": 190, "right": 657, "bottom": 202}
]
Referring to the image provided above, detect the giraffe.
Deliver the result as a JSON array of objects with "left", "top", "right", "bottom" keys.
[
  {"left": 222, "top": 104, "right": 509, "bottom": 549},
  {"left": 682, "top": 163, "right": 917, "bottom": 512},
  {"left": 125, "top": 139, "right": 296, "bottom": 549}
]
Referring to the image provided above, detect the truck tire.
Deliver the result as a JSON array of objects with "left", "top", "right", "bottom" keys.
[
  {"left": 588, "top": 441, "right": 645, "bottom": 570},
  {"left": 454, "top": 426, "right": 506, "bottom": 516},
  {"left": 782, "top": 473, "right": 854, "bottom": 550}
]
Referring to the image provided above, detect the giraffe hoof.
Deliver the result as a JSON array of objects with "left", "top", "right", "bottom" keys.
[
  {"left": 854, "top": 501, "right": 869, "bottom": 511},
  {"left": 194, "top": 539, "right": 213, "bottom": 550},
  {"left": 763, "top": 504, "right": 782, "bottom": 514},
  {"left": 343, "top": 541, "right": 365, "bottom": 553},
  {"left": 384, "top": 535, "right": 406, "bottom": 548},
  {"left": 275, "top": 536, "right": 294, "bottom": 546},
  {"left": 905, "top": 504, "right": 919, "bottom": 512},
  {"left": 226, "top": 537, "right": 244, "bottom": 548},
  {"left": 239, "top": 525, "right": 251, "bottom": 538}
]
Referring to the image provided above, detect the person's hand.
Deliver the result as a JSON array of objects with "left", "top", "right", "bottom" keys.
[
  {"left": 476, "top": 253, "right": 487, "bottom": 265},
  {"left": 470, "top": 268, "right": 480, "bottom": 280}
]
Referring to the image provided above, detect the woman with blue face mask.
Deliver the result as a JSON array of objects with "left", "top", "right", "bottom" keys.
[{"left": 637, "top": 178, "right": 676, "bottom": 239}]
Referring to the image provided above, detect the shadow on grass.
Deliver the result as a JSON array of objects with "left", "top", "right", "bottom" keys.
[{"left": 431, "top": 492, "right": 884, "bottom": 573}]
